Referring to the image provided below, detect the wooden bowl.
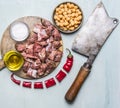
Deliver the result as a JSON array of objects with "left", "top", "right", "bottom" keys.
[{"left": 53, "top": 2, "right": 83, "bottom": 34}]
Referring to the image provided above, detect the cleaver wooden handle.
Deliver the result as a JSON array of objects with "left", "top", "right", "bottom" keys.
[
  {"left": 65, "top": 63, "right": 91, "bottom": 103},
  {"left": 0, "top": 59, "right": 5, "bottom": 70}
]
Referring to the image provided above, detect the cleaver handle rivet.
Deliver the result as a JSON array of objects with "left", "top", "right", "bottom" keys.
[{"left": 83, "top": 63, "right": 92, "bottom": 69}]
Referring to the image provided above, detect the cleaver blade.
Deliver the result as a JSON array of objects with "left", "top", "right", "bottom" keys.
[
  {"left": 65, "top": 2, "right": 119, "bottom": 103},
  {"left": 72, "top": 2, "right": 119, "bottom": 64}
]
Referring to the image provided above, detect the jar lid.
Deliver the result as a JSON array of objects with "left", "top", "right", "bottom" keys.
[{"left": 10, "top": 21, "right": 29, "bottom": 41}]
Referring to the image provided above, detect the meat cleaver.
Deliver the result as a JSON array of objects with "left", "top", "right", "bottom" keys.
[{"left": 65, "top": 2, "right": 119, "bottom": 102}]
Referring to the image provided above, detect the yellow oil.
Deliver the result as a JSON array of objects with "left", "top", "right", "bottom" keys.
[{"left": 3, "top": 50, "right": 24, "bottom": 71}]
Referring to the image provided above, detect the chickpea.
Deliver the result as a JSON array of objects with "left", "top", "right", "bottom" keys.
[
  {"left": 77, "top": 15, "right": 82, "bottom": 20},
  {"left": 61, "top": 16, "right": 65, "bottom": 21},
  {"left": 70, "top": 20, "right": 75, "bottom": 26},
  {"left": 70, "top": 3, "right": 75, "bottom": 8},
  {"left": 66, "top": 25, "right": 70, "bottom": 29},
  {"left": 74, "top": 20, "right": 78, "bottom": 25},
  {"left": 54, "top": 2, "right": 83, "bottom": 32},
  {"left": 67, "top": 3, "right": 71, "bottom": 8},
  {"left": 66, "top": 2, "right": 70, "bottom": 7},
  {"left": 64, "top": 22, "right": 68, "bottom": 26},
  {"left": 74, "top": 24, "right": 79, "bottom": 28},
  {"left": 78, "top": 10, "right": 82, "bottom": 15},
  {"left": 66, "top": 17, "right": 70, "bottom": 21},
  {"left": 57, "top": 16, "right": 61, "bottom": 21},
  {"left": 54, "top": 15, "right": 57, "bottom": 20},
  {"left": 76, "top": 9, "right": 81, "bottom": 13},
  {"left": 55, "top": 8, "right": 59, "bottom": 12},
  {"left": 76, "top": 21, "right": 81, "bottom": 25},
  {"left": 62, "top": 27, "right": 67, "bottom": 31},
  {"left": 69, "top": 27, "right": 75, "bottom": 31},
  {"left": 64, "top": 7, "right": 68, "bottom": 12},
  {"left": 74, "top": 13, "right": 78, "bottom": 17},
  {"left": 59, "top": 14, "right": 63, "bottom": 19},
  {"left": 63, "top": 12, "right": 67, "bottom": 15},
  {"left": 64, "top": 15, "right": 68, "bottom": 19},
  {"left": 74, "top": 5, "right": 78, "bottom": 9},
  {"left": 60, "top": 19, "right": 64, "bottom": 23},
  {"left": 71, "top": 8, "right": 76, "bottom": 13},
  {"left": 56, "top": 22, "right": 60, "bottom": 26},
  {"left": 58, "top": 10, "right": 62, "bottom": 14},
  {"left": 72, "top": 13, "right": 76, "bottom": 17},
  {"left": 60, "top": 8, "right": 64, "bottom": 12},
  {"left": 67, "top": 9, "right": 72, "bottom": 14},
  {"left": 64, "top": 4, "right": 67, "bottom": 8},
  {"left": 59, "top": 23, "right": 64, "bottom": 27},
  {"left": 66, "top": 21, "right": 69, "bottom": 25},
  {"left": 59, "top": 4, "right": 64, "bottom": 8}
]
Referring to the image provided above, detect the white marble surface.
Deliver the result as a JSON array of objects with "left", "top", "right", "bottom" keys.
[{"left": 0, "top": 0, "right": 120, "bottom": 108}]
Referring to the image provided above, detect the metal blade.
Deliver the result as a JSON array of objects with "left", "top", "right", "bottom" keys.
[{"left": 72, "top": 2, "right": 119, "bottom": 61}]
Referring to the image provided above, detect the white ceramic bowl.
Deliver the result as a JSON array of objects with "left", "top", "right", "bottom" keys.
[{"left": 10, "top": 21, "right": 29, "bottom": 41}]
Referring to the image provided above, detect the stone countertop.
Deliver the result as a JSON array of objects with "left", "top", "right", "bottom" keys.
[{"left": 0, "top": 0, "right": 120, "bottom": 108}]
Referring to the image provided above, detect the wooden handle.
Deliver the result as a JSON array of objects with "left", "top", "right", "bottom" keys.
[
  {"left": 65, "top": 63, "right": 91, "bottom": 103},
  {"left": 0, "top": 59, "right": 5, "bottom": 70}
]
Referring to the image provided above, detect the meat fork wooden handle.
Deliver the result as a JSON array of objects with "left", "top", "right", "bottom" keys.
[{"left": 65, "top": 63, "right": 91, "bottom": 103}]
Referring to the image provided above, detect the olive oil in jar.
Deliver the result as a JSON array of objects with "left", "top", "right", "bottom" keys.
[{"left": 3, "top": 50, "right": 24, "bottom": 71}]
